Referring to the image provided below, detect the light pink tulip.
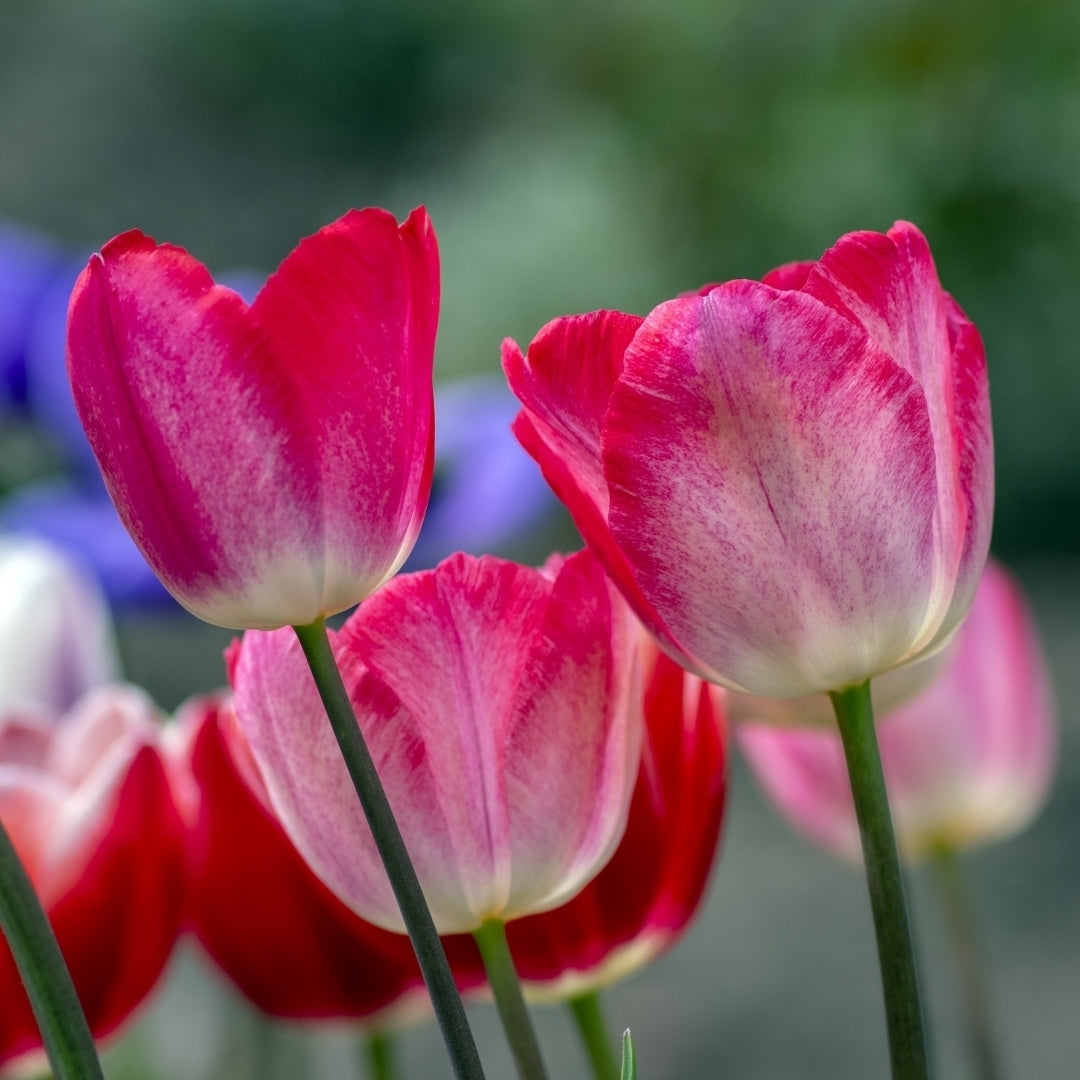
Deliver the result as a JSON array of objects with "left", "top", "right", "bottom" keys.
[
  {"left": 230, "top": 549, "right": 643, "bottom": 935},
  {"left": 0, "top": 538, "right": 117, "bottom": 712},
  {"left": 738, "top": 561, "right": 1055, "bottom": 860},
  {"left": 505, "top": 221, "right": 993, "bottom": 697},
  {"left": 0, "top": 685, "right": 186, "bottom": 1063},
  {"left": 66, "top": 208, "right": 438, "bottom": 629}
]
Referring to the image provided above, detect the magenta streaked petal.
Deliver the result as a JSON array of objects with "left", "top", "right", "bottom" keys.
[
  {"left": 604, "top": 282, "right": 940, "bottom": 696},
  {"left": 66, "top": 209, "right": 438, "bottom": 629},
  {"left": 232, "top": 550, "right": 643, "bottom": 935}
]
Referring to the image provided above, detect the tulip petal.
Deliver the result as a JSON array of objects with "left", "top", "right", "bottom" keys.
[
  {"left": 604, "top": 281, "right": 940, "bottom": 696},
  {"left": 251, "top": 207, "right": 437, "bottom": 610}
]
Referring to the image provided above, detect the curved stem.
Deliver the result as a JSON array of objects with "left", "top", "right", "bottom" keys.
[
  {"left": 930, "top": 844, "right": 1003, "bottom": 1080},
  {"left": 569, "top": 991, "right": 620, "bottom": 1080},
  {"left": 0, "top": 817, "right": 103, "bottom": 1079},
  {"left": 293, "top": 619, "right": 485, "bottom": 1080},
  {"left": 473, "top": 918, "right": 549, "bottom": 1080},
  {"left": 830, "top": 680, "right": 930, "bottom": 1080}
]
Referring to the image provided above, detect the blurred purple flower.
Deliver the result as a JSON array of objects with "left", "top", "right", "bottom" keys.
[
  {"left": 0, "top": 223, "right": 63, "bottom": 410},
  {"left": 404, "top": 376, "right": 558, "bottom": 569}
]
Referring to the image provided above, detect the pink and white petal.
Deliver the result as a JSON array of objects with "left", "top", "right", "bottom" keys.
[
  {"left": 341, "top": 554, "right": 554, "bottom": 925},
  {"left": 252, "top": 208, "right": 438, "bottom": 615},
  {"left": 604, "top": 282, "right": 941, "bottom": 697},
  {"left": 506, "top": 318, "right": 695, "bottom": 670},
  {"left": 801, "top": 222, "right": 971, "bottom": 641},
  {"left": 499, "top": 551, "right": 642, "bottom": 918},
  {"left": 934, "top": 296, "right": 994, "bottom": 640},
  {"left": 67, "top": 233, "right": 322, "bottom": 628},
  {"left": 230, "top": 629, "right": 404, "bottom": 931}
]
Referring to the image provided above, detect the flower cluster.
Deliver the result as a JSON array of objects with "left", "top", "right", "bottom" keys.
[{"left": 0, "top": 207, "right": 1052, "bottom": 1080}]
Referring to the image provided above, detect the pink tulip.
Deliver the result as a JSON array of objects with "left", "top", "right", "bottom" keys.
[
  {"left": 230, "top": 549, "right": 643, "bottom": 935},
  {"left": 504, "top": 636, "right": 727, "bottom": 997},
  {"left": 66, "top": 208, "right": 438, "bottom": 630},
  {"left": 737, "top": 560, "right": 1055, "bottom": 860},
  {"left": 175, "top": 693, "right": 486, "bottom": 1020},
  {"left": 0, "top": 685, "right": 186, "bottom": 1064},
  {"left": 505, "top": 221, "right": 993, "bottom": 698}
]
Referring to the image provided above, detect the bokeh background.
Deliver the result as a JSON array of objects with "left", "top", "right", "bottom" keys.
[{"left": 1, "top": 0, "right": 1077, "bottom": 1077}]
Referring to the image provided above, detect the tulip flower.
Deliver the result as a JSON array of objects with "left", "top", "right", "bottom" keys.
[
  {"left": 505, "top": 634, "right": 726, "bottom": 997},
  {"left": 0, "top": 684, "right": 186, "bottom": 1065},
  {"left": 230, "top": 548, "right": 643, "bottom": 936},
  {"left": 0, "top": 537, "right": 118, "bottom": 713},
  {"left": 737, "top": 559, "right": 1055, "bottom": 861},
  {"left": 65, "top": 207, "right": 439, "bottom": 629},
  {"left": 504, "top": 220, "right": 993, "bottom": 699},
  {"left": 177, "top": 693, "right": 486, "bottom": 1020}
]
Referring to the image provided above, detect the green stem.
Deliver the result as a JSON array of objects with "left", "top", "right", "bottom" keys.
[
  {"left": 830, "top": 680, "right": 930, "bottom": 1080},
  {"left": 292, "top": 619, "right": 485, "bottom": 1080},
  {"left": 473, "top": 918, "right": 549, "bottom": 1080},
  {"left": 930, "top": 844, "right": 1003, "bottom": 1080},
  {"left": 0, "top": 817, "right": 103, "bottom": 1079},
  {"left": 569, "top": 991, "right": 620, "bottom": 1080},
  {"left": 364, "top": 1031, "right": 398, "bottom": 1080}
]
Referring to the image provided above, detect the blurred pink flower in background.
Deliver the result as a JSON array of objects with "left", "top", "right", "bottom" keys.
[
  {"left": 505, "top": 221, "right": 993, "bottom": 697},
  {"left": 0, "top": 686, "right": 186, "bottom": 1064},
  {"left": 230, "top": 550, "right": 644, "bottom": 935},
  {"left": 66, "top": 208, "right": 438, "bottom": 629},
  {"left": 738, "top": 560, "right": 1055, "bottom": 861}
]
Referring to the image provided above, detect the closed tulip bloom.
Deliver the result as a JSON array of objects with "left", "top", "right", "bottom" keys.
[
  {"left": 66, "top": 208, "right": 438, "bottom": 629},
  {"left": 231, "top": 549, "right": 643, "bottom": 935},
  {"left": 505, "top": 221, "right": 993, "bottom": 698},
  {"left": 0, "top": 538, "right": 117, "bottom": 712},
  {"left": 0, "top": 685, "right": 186, "bottom": 1064},
  {"left": 737, "top": 560, "right": 1055, "bottom": 861},
  {"left": 504, "top": 635, "right": 726, "bottom": 998},
  {"left": 176, "top": 693, "right": 485, "bottom": 1020}
]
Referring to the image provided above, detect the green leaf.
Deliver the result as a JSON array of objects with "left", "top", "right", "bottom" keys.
[{"left": 619, "top": 1029, "right": 636, "bottom": 1080}]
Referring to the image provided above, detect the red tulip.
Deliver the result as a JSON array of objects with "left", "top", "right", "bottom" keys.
[
  {"left": 738, "top": 561, "right": 1055, "bottom": 860},
  {"left": 66, "top": 208, "right": 438, "bottom": 630},
  {"left": 505, "top": 635, "right": 727, "bottom": 997},
  {"left": 230, "top": 550, "right": 644, "bottom": 935},
  {"left": 505, "top": 222, "right": 993, "bottom": 698},
  {"left": 176, "top": 693, "right": 485, "bottom": 1020},
  {"left": 0, "top": 686, "right": 185, "bottom": 1065}
]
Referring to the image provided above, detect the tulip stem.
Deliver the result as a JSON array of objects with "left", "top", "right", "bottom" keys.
[
  {"left": 363, "top": 1031, "right": 399, "bottom": 1080},
  {"left": 473, "top": 918, "right": 550, "bottom": 1080},
  {"left": 293, "top": 619, "right": 486, "bottom": 1080},
  {"left": 569, "top": 991, "right": 620, "bottom": 1080},
  {"left": 0, "top": 817, "right": 103, "bottom": 1080},
  {"left": 930, "top": 844, "right": 1002, "bottom": 1080},
  {"left": 830, "top": 680, "right": 930, "bottom": 1080}
]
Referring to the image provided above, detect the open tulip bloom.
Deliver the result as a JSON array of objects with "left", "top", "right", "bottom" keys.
[
  {"left": 506, "top": 221, "right": 994, "bottom": 1079},
  {"left": 66, "top": 207, "right": 437, "bottom": 631},
  {"left": 231, "top": 549, "right": 643, "bottom": 1077}
]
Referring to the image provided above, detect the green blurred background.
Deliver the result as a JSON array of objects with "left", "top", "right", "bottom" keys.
[{"left": 2, "top": 1, "right": 1078, "bottom": 1077}]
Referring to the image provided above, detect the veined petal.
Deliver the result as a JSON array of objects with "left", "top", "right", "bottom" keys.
[{"left": 604, "top": 282, "right": 940, "bottom": 697}]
